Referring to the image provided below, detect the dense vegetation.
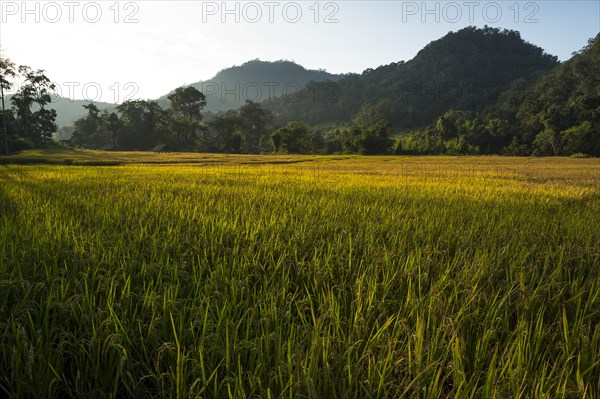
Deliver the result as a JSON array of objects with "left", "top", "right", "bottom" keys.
[
  {"left": 70, "top": 87, "right": 209, "bottom": 152},
  {"left": 400, "top": 32, "right": 600, "bottom": 156},
  {"left": 2, "top": 27, "right": 599, "bottom": 156},
  {"left": 2, "top": 19, "right": 599, "bottom": 399},
  {"left": 1, "top": 153, "right": 599, "bottom": 397}
]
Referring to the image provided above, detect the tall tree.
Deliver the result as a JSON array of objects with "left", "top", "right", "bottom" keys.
[
  {"left": 116, "top": 100, "right": 167, "bottom": 150},
  {"left": 238, "top": 100, "right": 273, "bottom": 153},
  {"left": 270, "top": 121, "right": 312, "bottom": 154},
  {"left": 167, "top": 86, "right": 206, "bottom": 122},
  {"left": 10, "top": 66, "right": 57, "bottom": 145},
  {"left": 167, "top": 86, "right": 207, "bottom": 151},
  {"left": 207, "top": 110, "right": 243, "bottom": 153},
  {"left": 0, "top": 57, "right": 16, "bottom": 154},
  {"left": 71, "top": 103, "right": 114, "bottom": 147}
]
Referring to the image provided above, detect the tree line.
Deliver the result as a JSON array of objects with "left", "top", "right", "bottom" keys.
[
  {"left": 68, "top": 96, "right": 395, "bottom": 155},
  {"left": 71, "top": 87, "right": 207, "bottom": 151}
]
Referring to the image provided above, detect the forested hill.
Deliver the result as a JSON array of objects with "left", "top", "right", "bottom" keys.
[
  {"left": 264, "top": 26, "right": 559, "bottom": 128},
  {"left": 490, "top": 32, "right": 600, "bottom": 156},
  {"left": 158, "top": 59, "right": 344, "bottom": 113}
]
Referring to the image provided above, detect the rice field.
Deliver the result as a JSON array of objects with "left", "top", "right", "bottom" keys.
[{"left": 1, "top": 151, "right": 599, "bottom": 398}]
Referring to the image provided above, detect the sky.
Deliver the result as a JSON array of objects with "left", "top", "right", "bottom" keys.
[{"left": 1, "top": 0, "right": 599, "bottom": 103}]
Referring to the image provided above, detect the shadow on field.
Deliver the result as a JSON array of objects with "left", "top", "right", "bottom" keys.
[
  {"left": 0, "top": 158, "right": 122, "bottom": 166},
  {"left": 0, "top": 180, "right": 19, "bottom": 220}
]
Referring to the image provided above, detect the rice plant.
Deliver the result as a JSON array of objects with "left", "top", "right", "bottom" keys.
[{"left": 0, "top": 153, "right": 599, "bottom": 398}]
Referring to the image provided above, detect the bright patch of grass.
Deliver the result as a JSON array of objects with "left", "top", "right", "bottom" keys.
[{"left": 1, "top": 155, "right": 599, "bottom": 398}]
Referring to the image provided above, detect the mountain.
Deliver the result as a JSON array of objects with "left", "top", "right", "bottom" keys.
[
  {"left": 380, "top": 31, "right": 600, "bottom": 156},
  {"left": 157, "top": 59, "right": 345, "bottom": 113},
  {"left": 264, "top": 26, "right": 559, "bottom": 129}
]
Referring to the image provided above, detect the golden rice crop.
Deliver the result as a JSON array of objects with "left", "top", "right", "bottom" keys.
[{"left": 0, "top": 151, "right": 599, "bottom": 398}]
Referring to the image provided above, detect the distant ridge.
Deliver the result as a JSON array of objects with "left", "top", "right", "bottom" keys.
[{"left": 157, "top": 59, "right": 345, "bottom": 113}]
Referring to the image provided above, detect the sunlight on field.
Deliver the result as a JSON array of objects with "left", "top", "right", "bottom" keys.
[{"left": 0, "top": 153, "right": 599, "bottom": 398}]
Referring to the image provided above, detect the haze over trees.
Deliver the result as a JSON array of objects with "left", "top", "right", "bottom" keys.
[
  {"left": 157, "top": 59, "right": 344, "bottom": 113},
  {"left": 1, "top": 60, "right": 340, "bottom": 132}
]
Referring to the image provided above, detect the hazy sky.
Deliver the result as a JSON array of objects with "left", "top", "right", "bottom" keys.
[{"left": 1, "top": 1, "right": 599, "bottom": 103}]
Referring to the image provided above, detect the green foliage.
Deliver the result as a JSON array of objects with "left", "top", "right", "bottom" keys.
[
  {"left": 563, "top": 121, "right": 600, "bottom": 155},
  {"left": 319, "top": 128, "right": 344, "bottom": 154},
  {"left": 168, "top": 86, "right": 206, "bottom": 122},
  {"left": 532, "top": 128, "right": 561, "bottom": 156},
  {"left": 71, "top": 87, "right": 208, "bottom": 151},
  {"left": 0, "top": 57, "right": 16, "bottom": 93},
  {"left": 264, "top": 28, "right": 600, "bottom": 158},
  {"left": 398, "top": 31, "right": 600, "bottom": 157},
  {"left": 8, "top": 64, "right": 58, "bottom": 147},
  {"left": 167, "top": 87, "right": 207, "bottom": 151},
  {"left": 0, "top": 57, "right": 17, "bottom": 155},
  {"left": 503, "top": 136, "right": 529, "bottom": 156},
  {"left": 207, "top": 110, "right": 243, "bottom": 153},
  {"left": 271, "top": 121, "right": 312, "bottom": 154},
  {"left": 352, "top": 100, "right": 392, "bottom": 128},
  {"left": 355, "top": 122, "right": 393, "bottom": 155},
  {"left": 497, "top": 33, "right": 600, "bottom": 156},
  {"left": 207, "top": 101, "right": 274, "bottom": 153},
  {"left": 238, "top": 100, "right": 274, "bottom": 153},
  {"left": 303, "top": 103, "right": 397, "bottom": 155},
  {"left": 71, "top": 103, "right": 115, "bottom": 148},
  {"left": 6, "top": 28, "right": 600, "bottom": 157},
  {"left": 115, "top": 100, "right": 167, "bottom": 150}
]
